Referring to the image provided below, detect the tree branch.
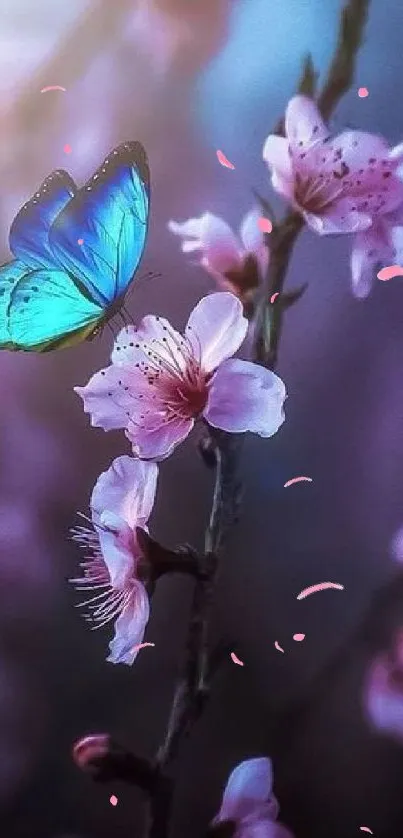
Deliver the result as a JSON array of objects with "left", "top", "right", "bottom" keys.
[{"left": 254, "top": 0, "right": 371, "bottom": 369}]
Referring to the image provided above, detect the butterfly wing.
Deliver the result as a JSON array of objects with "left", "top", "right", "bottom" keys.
[
  {"left": 49, "top": 142, "right": 150, "bottom": 307},
  {"left": 0, "top": 260, "right": 31, "bottom": 348},
  {"left": 5, "top": 264, "right": 103, "bottom": 352},
  {"left": 9, "top": 170, "right": 77, "bottom": 269}
]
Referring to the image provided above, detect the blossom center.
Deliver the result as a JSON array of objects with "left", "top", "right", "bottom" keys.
[
  {"left": 121, "top": 319, "right": 210, "bottom": 425},
  {"left": 70, "top": 519, "right": 135, "bottom": 630},
  {"left": 291, "top": 139, "right": 396, "bottom": 217}
]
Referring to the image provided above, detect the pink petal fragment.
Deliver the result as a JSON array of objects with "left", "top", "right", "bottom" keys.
[
  {"left": 360, "top": 829, "right": 374, "bottom": 835},
  {"left": 131, "top": 642, "right": 155, "bottom": 654},
  {"left": 358, "top": 87, "right": 369, "bottom": 98},
  {"left": 110, "top": 795, "right": 118, "bottom": 806},
  {"left": 274, "top": 641, "right": 285, "bottom": 653},
  {"left": 377, "top": 265, "right": 403, "bottom": 281},
  {"left": 284, "top": 476, "right": 312, "bottom": 487},
  {"left": 77, "top": 238, "right": 84, "bottom": 245},
  {"left": 258, "top": 217, "right": 273, "bottom": 234},
  {"left": 270, "top": 292, "right": 279, "bottom": 303},
  {"left": 216, "top": 149, "right": 235, "bottom": 169},
  {"left": 297, "top": 582, "right": 344, "bottom": 600},
  {"left": 230, "top": 652, "right": 244, "bottom": 666},
  {"left": 64, "top": 144, "right": 72, "bottom": 154},
  {"left": 293, "top": 633, "right": 305, "bottom": 642},
  {"left": 40, "top": 85, "right": 66, "bottom": 93}
]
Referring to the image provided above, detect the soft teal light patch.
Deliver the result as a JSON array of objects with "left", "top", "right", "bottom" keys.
[{"left": 195, "top": 0, "right": 339, "bottom": 151}]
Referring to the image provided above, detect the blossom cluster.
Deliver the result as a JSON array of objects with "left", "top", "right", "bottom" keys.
[{"left": 73, "top": 292, "right": 286, "bottom": 664}]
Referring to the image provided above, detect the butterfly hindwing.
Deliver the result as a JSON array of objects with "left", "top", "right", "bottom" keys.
[
  {"left": 49, "top": 142, "right": 150, "bottom": 306},
  {"left": 7, "top": 267, "right": 103, "bottom": 351},
  {"left": 0, "top": 260, "right": 34, "bottom": 348},
  {"left": 9, "top": 170, "right": 77, "bottom": 269}
]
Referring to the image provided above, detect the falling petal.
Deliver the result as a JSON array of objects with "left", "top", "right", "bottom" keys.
[
  {"left": 131, "top": 642, "right": 155, "bottom": 654},
  {"left": 230, "top": 652, "right": 244, "bottom": 666},
  {"left": 297, "top": 582, "right": 344, "bottom": 599},
  {"left": 293, "top": 633, "right": 305, "bottom": 642},
  {"left": 40, "top": 85, "right": 66, "bottom": 93},
  {"left": 258, "top": 217, "right": 273, "bottom": 234},
  {"left": 110, "top": 795, "right": 118, "bottom": 806},
  {"left": 274, "top": 641, "right": 285, "bottom": 653},
  {"left": 377, "top": 265, "right": 403, "bottom": 281},
  {"left": 358, "top": 87, "right": 369, "bottom": 98},
  {"left": 284, "top": 476, "right": 313, "bottom": 487},
  {"left": 270, "top": 292, "right": 279, "bottom": 303},
  {"left": 216, "top": 149, "right": 235, "bottom": 169}
]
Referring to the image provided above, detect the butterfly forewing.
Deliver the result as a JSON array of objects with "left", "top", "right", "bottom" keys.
[
  {"left": 9, "top": 170, "right": 77, "bottom": 269},
  {"left": 49, "top": 142, "right": 150, "bottom": 307}
]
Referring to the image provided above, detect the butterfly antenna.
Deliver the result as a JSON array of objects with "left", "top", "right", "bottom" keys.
[
  {"left": 129, "top": 270, "right": 162, "bottom": 296},
  {"left": 122, "top": 304, "right": 135, "bottom": 327}
]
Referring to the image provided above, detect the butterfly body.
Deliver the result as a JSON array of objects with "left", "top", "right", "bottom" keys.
[{"left": 0, "top": 142, "right": 150, "bottom": 352}]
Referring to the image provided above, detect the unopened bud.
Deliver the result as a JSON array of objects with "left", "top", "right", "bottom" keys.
[{"left": 73, "top": 734, "right": 110, "bottom": 776}]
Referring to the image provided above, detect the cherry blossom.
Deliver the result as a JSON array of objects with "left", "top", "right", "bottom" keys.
[
  {"left": 75, "top": 293, "right": 286, "bottom": 461},
  {"left": 210, "top": 757, "right": 294, "bottom": 837},
  {"left": 71, "top": 456, "right": 158, "bottom": 665},
  {"left": 168, "top": 210, "right": 269, "bottom": 299},
  {"left": 263, "top": 95, "right": 403, "bottom": 236}
]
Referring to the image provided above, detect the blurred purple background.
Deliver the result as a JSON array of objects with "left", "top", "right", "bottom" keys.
[{"left": 1, "top": 1, "right": 403, "bottom": 836}]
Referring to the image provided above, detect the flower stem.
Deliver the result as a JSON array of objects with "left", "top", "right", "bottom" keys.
[{"left": 144, "top": 429, "right": 243, "bottom": 838}]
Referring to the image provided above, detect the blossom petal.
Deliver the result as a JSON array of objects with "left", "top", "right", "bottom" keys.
[
  {"left": 314, "top": 130, "right": 403, "bottom": 216},
  {"left": 351, "top": 228, "right": 382, "bottom": 298},
  {"left": 107, "top": 582, "right": 150, "bottom": 665},
  {"left": 111, "top": 317, "right": 186, "bottom": 372},
  {"left": 239, "top": 209, "right": 270, "bottom": 276},
  {"left": 218, "top": 758, "right": 274, "bottom": 823},
  {"left": 169, "top": 213, "right": 242, "bottom": 274},
  {"left": 75, "top": 366, "right": 136, "bottom": 431},
  {"left": 285, "top": 95, "right": 329, "bottom": 149},
  {"left": 389, "top": 142, "right": 403, "bottom": 163},
  {"left": 239, "top": 821, "right": 293, "bottom": 838},
  {"left": 305, "top": 203, "right": 372, "bottom": 235},
  {"left": 351, "top": 211, "right": 403, "bottom": 298},
  {"left": 240, "top": 209, "right": 264, "bottom": 254},
  {"left": 205, "top": 359, "right": 286, "bottom": 437},
  {"left": 127, "top": 416, "right": 194, "bottom": 461},
  {"left": 242, "top": 822, "right": 294, "bottom": 838},
  {"left": 365, "top": 655, "right": 403, "bottom": 742},
  {"left": 91, "top": 455, "right": 158, "bottom": 530},
  {"left": 262, "top": 136, "right": 294, "bottom": 201},
  {"left": 96, "top": 512, "right": 136, "bottom": 589},
  {"left": 185, "top": 292, "right": 247, "bottom": 373}
]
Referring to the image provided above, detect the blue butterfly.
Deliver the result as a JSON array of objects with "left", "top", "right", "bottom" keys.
[{"left": 0, "top": 141, "right": 150, "bottom": 351}]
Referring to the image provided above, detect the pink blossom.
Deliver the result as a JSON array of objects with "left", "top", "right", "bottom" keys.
[
  {"left": 168, "top": 210, "right": 269, "bottom": 299},
  {"left": 351, "top": 204, "right": 403, "bottom": 297},
  {"left": 263, "top": 95, "right": 403, "bottom": 236},
  {"left": 75, "top": 293, "right": 286, "bottom": 461},
  {"left": 71, "top": 456, "right": 158, "bottom": 665},
  {"left": 364, "top": 630, "right": 403, "bottom": 743},
  {"left": 210, "top": 757, "right": 294, "bottom": 837}
]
